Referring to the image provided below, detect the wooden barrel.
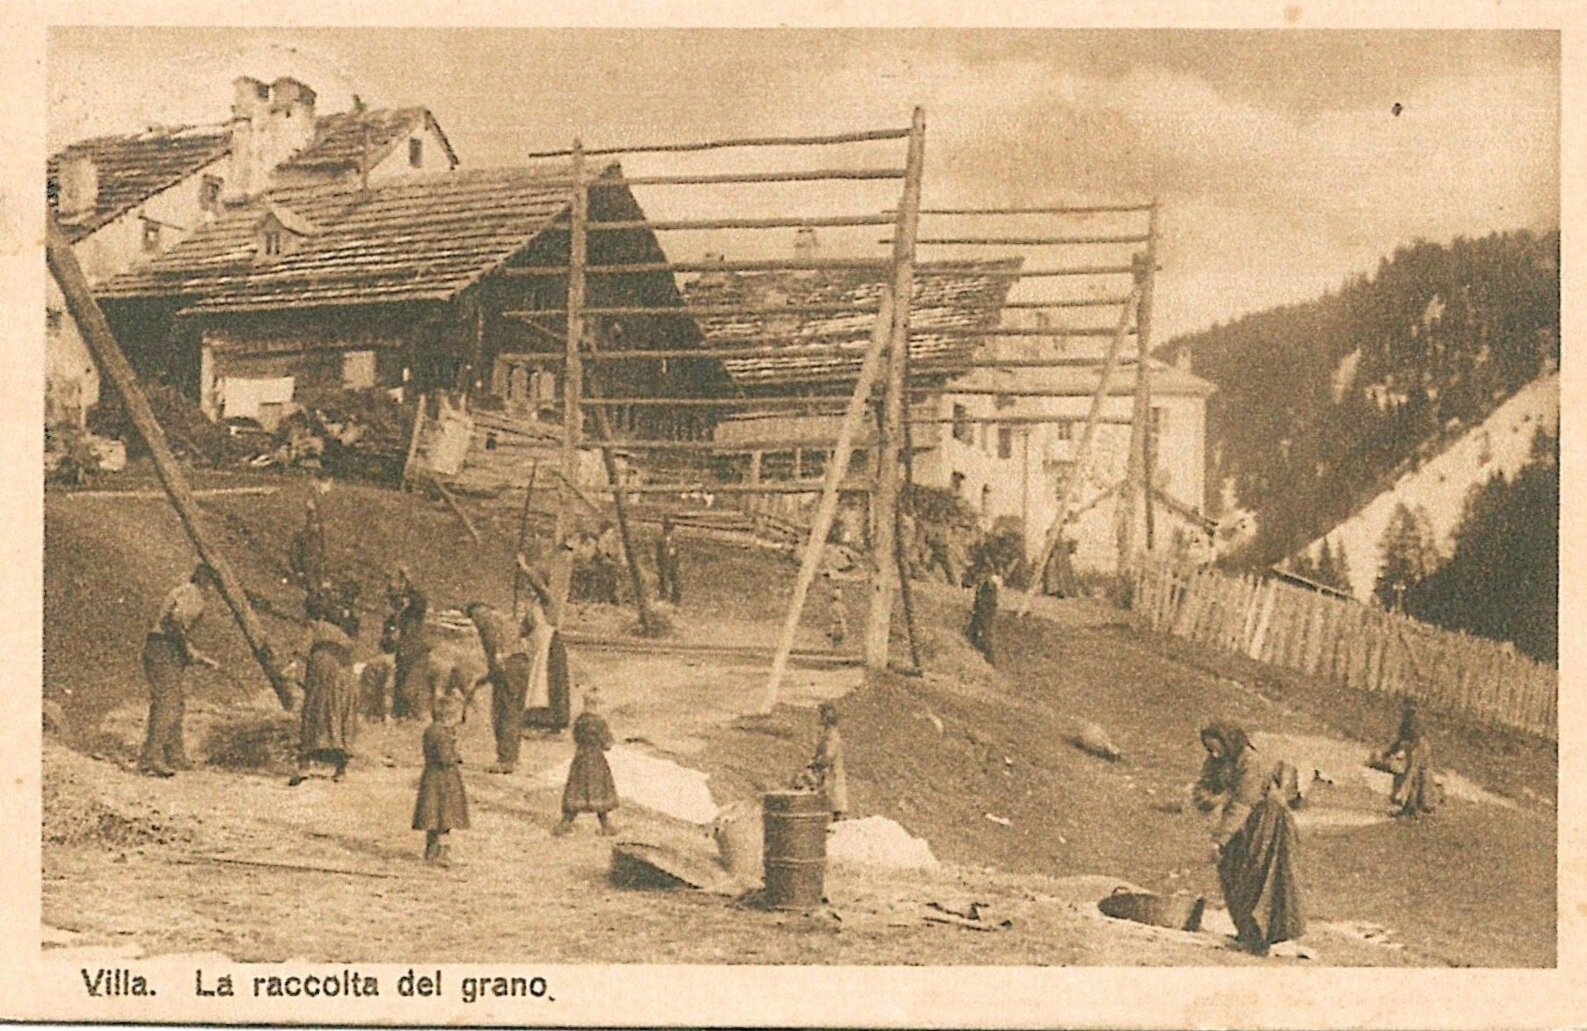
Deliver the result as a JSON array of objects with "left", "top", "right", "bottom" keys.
[{"left": 762, "top": 791, "right": 828, "bottom": 909}]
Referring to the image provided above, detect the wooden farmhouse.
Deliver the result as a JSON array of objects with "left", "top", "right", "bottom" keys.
[
  {"left": 47, "top": 75, "right": 457, "bottom": 426},
  {"left": 94, "top": 162, "right": 722, "bottom": 439}
]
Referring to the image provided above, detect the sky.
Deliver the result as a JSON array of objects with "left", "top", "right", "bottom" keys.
[{"left": 47, "top": 27, "right": 1560, "bottom": 341}]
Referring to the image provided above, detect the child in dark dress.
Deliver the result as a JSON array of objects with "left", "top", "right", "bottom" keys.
[
  {"left": 555, "top": 688, "right": 619, "bottom": 837},
  {"left": 413, "top": 692, "right": 469, "bottom": 866}
]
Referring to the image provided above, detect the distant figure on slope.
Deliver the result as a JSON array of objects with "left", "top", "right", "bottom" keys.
[
  {"left": 413, "top": 692, "right": 469, "bottom": 866},
  {"left": 138, "top": 564, "right": 223, "bottom": 777},
  {"left": 655, "top": 517, "right": 682, "bottom": 606},
  {"left": 288, "top": 496, "right": 328, "bottom": 596},
  {"left": 1375, "top": 697, "right": 1442, "bottom": 818},
  {"left": 290, "top": 593, "right": 360, "bottom": 786},
  {"left": 386, "top": 566, "right": 433, "bottom": 720},
  {"left": 466, "top": 601, "right": 530, "bottom": 774},
  {"left": 555, "top": 688, "right": 619, "bottom": 837},
  {"left": 966, "top": 570, "right": 1001, "bottom": 665},
  {"left": 793, "top": 702, "right": 848, "bottom": 821},
  {"left": 826, "top": 575, "right": 849, "bottom": 650},
  {"left": 1193, "top": 721, "right": 1306, "bottom": 955}
]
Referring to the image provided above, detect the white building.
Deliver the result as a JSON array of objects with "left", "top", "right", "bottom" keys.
[
  {"left": 683, "top": 239, "right": 1217, "bottom": 577},
  {"left": 46, "top": 76, "right": 457, "bottom": 426}
]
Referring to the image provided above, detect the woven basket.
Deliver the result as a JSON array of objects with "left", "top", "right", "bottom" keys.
[{"left": 1098, "top": 888, "right": 1206, "bottom": 931}]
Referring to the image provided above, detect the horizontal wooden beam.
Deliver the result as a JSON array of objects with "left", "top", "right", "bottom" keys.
[
  {"left": 502, "top": 344, "right": 871, "bottom": 363},
  {"left": 504, "top": 303, "right": 882, "bottom": 318},
  {"left": 1000, "top": 297, "right": 1134, "bottom": 309},
  {"left": 568, "top": 214, "right": 899, "bottom": 233},
  {"left": 961, "top": 356, "right": 1140, "bottom": 368},
  {"left": 902, "top": 235, "right": 1150, "bottom": 246},
  {"left": 591, "top": 438, "right": 873, "bottom": 453},
  {"left": 907, "top": 203, "right": 1154, "bottom": 215},
  {"left": 526, "top": 127, "right": 910, "bottom": 159},
  {"left": 910, "top": 385, "right": 1142, "bottom": 399},
  {"left": 501, "top": 257, "right": 892, "bottom": 277},
  {"left": 906, "top": 414, "right": 1133, "bottom": 426},
  {"left": 576, "top": 167, "right": 906, "bottom": 187},
  {"left": 928, "top": 325, "right": 1134, "bottom": 338},
  {"left": 580, "top": 481, "right": 873, "bottom": 495},
  {"left": 915, "top": 264, "right": 1138, "bottom": 279},
  {"left": 580, "top": 396, "right": 859, "bottom": 408}
]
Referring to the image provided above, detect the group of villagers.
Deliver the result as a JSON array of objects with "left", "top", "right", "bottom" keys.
[{"left": 140, "top": 494, "right": 1439, "bottom": 941}]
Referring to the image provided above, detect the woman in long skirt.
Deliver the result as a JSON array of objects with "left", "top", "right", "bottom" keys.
[
  {"left": 1193, "top": 721, "right": 1306, "bottom": 954},
  {"left": 413, "top": 692, "right": 469, "bottom": 866},
  {"left": 289, "top": 601, "right": 360, "bottom": 785},
  {"left": 1379, "top": 697, "right": 1441, "bottom": 818},
  {"left": 555, "top": 689, "right": 618, "bottom": 836}
]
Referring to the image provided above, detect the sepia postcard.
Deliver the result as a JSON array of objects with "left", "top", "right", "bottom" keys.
[{"left": 0, "top": 1, "right": 1581, "bottom": 1027}]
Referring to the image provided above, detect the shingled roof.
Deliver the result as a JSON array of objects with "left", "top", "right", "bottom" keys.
[
  {"left": 47, "top": 125, "right": 231, "bottom": 242},
  {"left": 98, "top": 163, "right": 607, "bottom": 312},
  {"left": 275, "top": 106, "right": 457, "bottom": 174},
  {"left": 48, "top": 106, "right": 455, "bottom": 244},
  {"left": 683, "top": 259, "right": 1021, "bottom": 389}
]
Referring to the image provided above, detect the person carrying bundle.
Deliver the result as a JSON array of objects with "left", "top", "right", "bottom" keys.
[
  {"left": 1374, "top": 697, "right": 1442, "bottom": 818},
  {"left": 1193, "top": 721, "right": 1306, "bottom": 955}
]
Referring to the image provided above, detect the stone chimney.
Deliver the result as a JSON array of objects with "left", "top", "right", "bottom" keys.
[
  {"left": 55, "top": 149, "right": 99, "bottom": 222},
  {"left": 225, "top": 75, "right": 318, "bottom": 203}
]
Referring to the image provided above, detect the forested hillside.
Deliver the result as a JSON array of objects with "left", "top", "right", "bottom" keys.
[{"left": 1162, "top": 229, "right": 1559, "bottom": 570}]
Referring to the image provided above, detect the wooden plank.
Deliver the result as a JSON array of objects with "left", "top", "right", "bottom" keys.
[
  {"left": 1018, "top": 283, "right": 1142, "bottom": 610},
  {"left": 557, "top": 139, "right": 587, "bottom": 561},
  {"left": 46, "top": 213, "right": 292, "bottom": 707},
  {"left": 864, "top": 106, "right": 924, "bottom": 673},
  {"left": 526, "top": 126, "right": 910, "bottom": 158},
  {"left": 584, "top": 340, "right": 660, "bottom": 637},
  {"left": 763, "top": 288, "right": 897, "bottom": 711}
]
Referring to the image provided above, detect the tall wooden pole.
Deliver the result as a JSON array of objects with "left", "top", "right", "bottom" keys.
[
  {"left": 584, "top": 337, "right": 660, "bottom": 636},
  {"left": 763, "top": 291, "right": 895, "bottom": 712},
  {"left": 1138, "top": 200, "right": 1160, "bottom": 554},
  {"left": 46, "top": 213, "right": 293, "bottom": 709},
  {"left": 512, "top": 461, "right": 540, "bottom": 622},
  {"left": 863, "top": 106, "right": 925, "bottom": 672},
  {"left": 553, "top": 139, "right": 588, "bottom": 620},
  {"left": 1021, "top": 284, "right": 1142, "bottom": 604}
]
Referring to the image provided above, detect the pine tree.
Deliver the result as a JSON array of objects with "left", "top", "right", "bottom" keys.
[{"left": 1375, "top": 503, "right": 1437, "bottom": 610}]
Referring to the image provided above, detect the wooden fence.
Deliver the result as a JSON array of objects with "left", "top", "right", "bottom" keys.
[{"left": 1132, "top": 560, "right": 1558, "bottom": 741}]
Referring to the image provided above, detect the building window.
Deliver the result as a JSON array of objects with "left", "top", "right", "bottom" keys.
[
  {"left": 801, "top": 449, "right": 828, "bottom": 480},
  {"left": 997, "top": 426, "right": 1013, "bottom": 459},
  {"left": 981, "top": 484, "right": 992, "bottom": 513},
  {"left": 850, "top": 449, "right": 870, "bottom": 475},
  {"left": 1151, "top": 406, "right": 1168, "bottom": 436},
  {"left": 950, "top": 471, "right": 965, "bottom": 496},
  {"left": 141, "top": 220, "right": 161, "bottom": 253},
  {"left": 951, "top": 403, "right": 970, "bottom": 442},
  {"left": 200, "top": 175, "right": 222, "bottom": 212},
  {"left": 263, "top": 230, "right": 283, "bottom": 256},
  {"left": 409, "top": 138, "right": 423, "bottom": 167},
  {"left": 994, "top": 391, "right": 1014, "bottom": 410},
  {"left": 1055, "top": 419, "right": 1074, "bottom": 441}
]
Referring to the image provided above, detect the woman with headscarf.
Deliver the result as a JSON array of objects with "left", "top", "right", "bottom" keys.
[
  {"left": 515, "top": 553, "right": 571, "bottom": 734},
  {"left": 1193, "top": 721, "right": 1306, "bottom": 955},
  {"left": 555, "top": 688, "right": 619, "bottom": 836},
  {"left": 290, "top": 594, "right": 359, "bottom": 786},
  {"left": 1378, "top": 697, "right": 1441, "bottom": 818}
]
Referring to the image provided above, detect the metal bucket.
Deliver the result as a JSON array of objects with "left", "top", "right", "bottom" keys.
[
  {"left": 1098, "top": 888, "right": 1206, "bottom": 931},
  {"left": 762, "top": 790, "right": 828, "bottom": 909}
]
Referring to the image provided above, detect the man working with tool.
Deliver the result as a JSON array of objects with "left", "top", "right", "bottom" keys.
[{"left": 139, "top": 563, "right": 223, "bottom": 777}]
